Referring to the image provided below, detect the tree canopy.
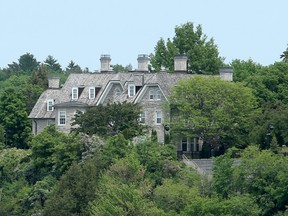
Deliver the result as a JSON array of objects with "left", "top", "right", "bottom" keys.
[
  {"left": 72, "top": 102, "right": 146, "bottom": 140},
  {"left": 168, "top": 76, "right": 259, "bottom": 149},
  {"left": 150, "top": 22, "right": 224, "bottom": 74}
]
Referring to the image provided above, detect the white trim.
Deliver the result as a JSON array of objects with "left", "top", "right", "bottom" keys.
[
  {"left": 139, "top": 111, "right": 146, "bottom": 123},
  {"left": 128, "top": 84, "right": 135, "bottom": 97},
  {"left": 72, "top": 87, "right": 78, "bottom": 100},
  {"left": 156, "top": 111, "right": 162, "bottom": 124},
  {"left": 89, "top": 87, "right": 95, "bottom": 99},
  {"left": 47, "top": 99, "right": 54, "bottom": 111},
  {"left": 156, "top": 90, "right": 161, "bottom": 100},
  {"left": 58, "top": 111, "right": 66, "bottom": 125},
  {"left": 134, "top": 84, "right": 167, "bottom": 103}
]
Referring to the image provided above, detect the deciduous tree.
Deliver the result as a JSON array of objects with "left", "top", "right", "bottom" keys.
[{"left": 169, "top": 76, "right": 258, "bottom": 150}]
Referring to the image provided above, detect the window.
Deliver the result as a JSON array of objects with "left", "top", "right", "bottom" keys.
[
  {"left": 58, "top": 111, "right": 66, "bottom": 125},
  {"left": 47, "top": 99, "right": 54, "bottom": 111},
  {"left": 182, "top": 137, "right": 188, "bottom": 151},
  {"left": 72, "top": 87, "right": 78, "bottom": 100},
  {"left": 156, "top": 90, "right": 161, "bottom": 100},
  {"left": 115, "top": 88, "right": 121, "bottom": 96},
  {"left": 156, "top": 111, "right": 162, "bottom": 124},
  {"left": 128, "top": 84, "right": 135, "bottom": 97},
  {"left": 139, "top": 112, "right": 146, "bottom": 123},
  {"left": 149, "top": 90, "right": 154, "bottom": 100},
  {"left": 89, "top": 87, "right": 95, "bottom": 99}
]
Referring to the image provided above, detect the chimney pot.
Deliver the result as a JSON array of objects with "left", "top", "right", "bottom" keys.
[
  {"left": 174, "top": 54, "right": 188, "bottom": 72},
  {"left": 100, "top": 54, "right": 111, "bottom": 72},
  {"left": 137, "top": 54, "right": 149, "bottom": 71},
  {"left": 219, "top": 67, "right": 233, "bottom": 81},
  {"left": 48, "top": 76, "right": 60, "bottom": 88}
]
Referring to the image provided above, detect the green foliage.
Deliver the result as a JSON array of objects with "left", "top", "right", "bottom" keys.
[
  {"left": 112, "top": 64, "right": 133, "bottom": 72},
  {"left": 150, "top": 22, "right": 223, "bottom": 74},
  {"left": 65, "top": 60, "right": 82, "bottom": 73},
  {"left": 73, "top": 102, "right": 146, "bottom": 140},
  {"left": 0, "top": 87, "right": 31, "bottom": 148},
  {"left": 182, "top": 195, "right": 260, "bottom": 216},
  {"left": 154, "top": 178, "right": 198, "bottom": 214},
  {"left": 31, "top": 64, "right": 49, "bottom": 89},
  {"left": 169, "top": 76, "right": 259, "bottom": 149},
  {"left": 212, "top": 152, "right": 234, "bottom": 198},
  {"left": 18, "top": 53, "right": 39, "bottom": 74},
  {"left": 44, "top": 55, "right": 62, "bottom": 73},
  {"left": 90, "top": 154, "right": 165, "bottom": 216},
  {"left": 231, "top": 58, "right": 262, "bottom": 82},
  {"left": 101, "top": 133, "right": 131, "bottom": 167},
  {"left": 30, "top": 125, "right": 84, "bottom": 179},
  {"left": 280, "top": 45, "right": 288, "bottom": 62},
  {"left": 43, "top": 159, "right": 99, "bottom": 216},
  {"left": 0, "top": 148, "right": 31, "bottom": 183},
  {"left": 0, "top": 178, "right": 31, "bottom": 216}
]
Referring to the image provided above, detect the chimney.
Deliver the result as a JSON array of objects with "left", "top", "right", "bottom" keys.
[
  {"left": 137, "top": 54, "right": 149, "bottom": 71},
  {"left": 219, "top": 67, "right": 233, "bottom": 82},
  {"left": 100, "top": 54, "right": 111, "bottom": 72},
  {"left": 174, "top": 54, "right": 188, "bottom": 72},
  {"left": 48, "top": 76, "right": 60, "bottom": 89}
]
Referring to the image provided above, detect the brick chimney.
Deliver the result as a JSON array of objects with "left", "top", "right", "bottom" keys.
[
  {"left": 174, "top": 54, "right": 188, "bottom": 72},
  {"left": 48, "top": 77, "right": 60, "bottom": 89},
  {"left": 219, "top": 67, "right": 233, "bottom": 82},
  {"left": 100, "top": 54, "right": 111, "bottom": 72},
  {"left": 137, "top": 54, "right": 149, "bottom": 71}
]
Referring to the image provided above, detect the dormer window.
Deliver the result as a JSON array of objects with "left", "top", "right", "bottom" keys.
[
  {"left": 115, "top": 88, "right": 121, "bottom": 96},
  {"left": 156, "top": 90, "right": 161, "bottom": 100},
  {"left": 149, "top": 90, "right": 154, "bottom": 100},
  {"left": 89, "top": 87, "right": 95, "bottom": 99},
  {"left": 47, "top": 99, "right": 54, "bottom": 111},
  {"left": 128, "top": 84, "right": 135, "bottom": 97},
  {"left": 72, "top": 87, "right": 78, "bottom": 100}
]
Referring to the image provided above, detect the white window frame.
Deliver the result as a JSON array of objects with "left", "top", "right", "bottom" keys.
[
  {"left": 156, "top": 111, "right": 162, "bottom": 124},
  {"left": 149, "top": 90, "right": 154, "bottom": 100},
  {"left": 182, "top": 137, "right": 188, "bottom": 152},
  {"left": 58, "top": 111, "right": 66, "bottom": 125},
  {"left": 89, "top": 87, "right": 95, "bottom": 99},
  {"left": 156, "top": 90, "right": 161, "bottom": 100},
  {"left": 47, "top": 99, "right": 54, "bottom": 111},
  {"left": 72, "top": 87, "right": 78, "bottom": 100},
  {"left": 139, "top": 112, "right": 146, "bottom": 123},
  {"left": 128, "top": 84, "right": 135, "bottom": 97}
]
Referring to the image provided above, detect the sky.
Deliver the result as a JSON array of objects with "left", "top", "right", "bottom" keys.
[{"left": 0, "top": 0, "right": 287, "bottom": 71}]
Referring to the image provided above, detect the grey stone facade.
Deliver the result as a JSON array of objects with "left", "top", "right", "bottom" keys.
[{"left": 29, "top": 55, "right": 233, "bottom": 145}]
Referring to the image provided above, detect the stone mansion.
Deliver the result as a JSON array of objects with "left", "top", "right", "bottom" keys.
[{"left": 29, "top": 54, "right": 233, "bottom": 157}]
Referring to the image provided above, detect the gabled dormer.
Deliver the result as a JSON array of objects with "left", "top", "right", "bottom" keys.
[{"left": 71, "top": 86, "right": 84, "bottom": 100}]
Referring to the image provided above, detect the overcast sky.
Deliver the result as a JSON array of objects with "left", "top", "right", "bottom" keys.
[{"left": 0, "top": 0, "right": 287, "bottom": 71}]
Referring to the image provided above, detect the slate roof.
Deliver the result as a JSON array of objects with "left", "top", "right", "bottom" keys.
[{"left": 29, "top": 71, "right": 200, "bottom": 119}]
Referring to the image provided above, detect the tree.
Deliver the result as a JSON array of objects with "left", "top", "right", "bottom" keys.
[
  {"left": 280, "top": 45, "right": 288, "bottom": 62},
  {"left": 73, "top": 102, "right": 146, "bottom": 140},
  {"left": 65, "top": 60, "right": 82, "bottom": 74},
  {"left": 18, "top": 53, "right": 39, "bottom": 74},
  {"left": 233, "top": 146, "right": 288, "bottom": 215},
  {"left": 31, "top": 64, "right": 49, "bottom": 89},
  {"left": 231, "top": 58, "right": 262, "bottom": 82},
  {"left": 150, "top": 22, "right": 223, "bottom": 74},
  {"left": 112, "top": 64, "right": 133, "bottom": 72},
  {"left": 30, "top": 125, "right": 84, "bottom": 180},
  {"left": 168, "top": 76, "right": 259, "bottom": 150},
  {"left": 43, "top": 159, "right": 99, "bottom": 216},
  {"left": 44, "top": 55, "right": 62, "bottom": 73},
  {"left": 0, "top": 88, "right": 31, "bottom": 148}
]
